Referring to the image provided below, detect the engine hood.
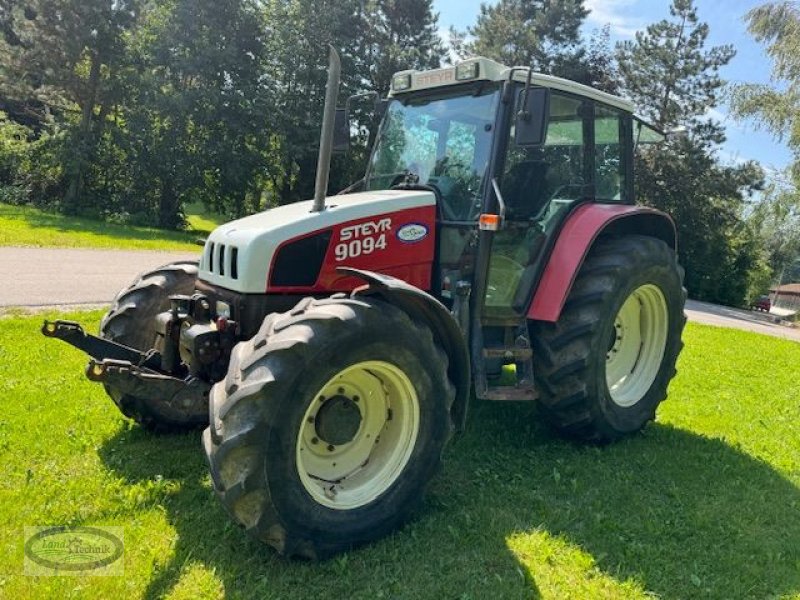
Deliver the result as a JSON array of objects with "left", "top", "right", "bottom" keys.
[{"left": 198, "top": 189, "right": 436, "bottom": 293}]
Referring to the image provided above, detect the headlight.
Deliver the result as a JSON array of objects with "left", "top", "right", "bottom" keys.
[{"left": 215, "top": 300, "right": 231, "bottom": 320}]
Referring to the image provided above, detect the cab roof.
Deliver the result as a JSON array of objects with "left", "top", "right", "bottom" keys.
[{"left": 390, "top": 56, "right": 634, "bottom": 113}]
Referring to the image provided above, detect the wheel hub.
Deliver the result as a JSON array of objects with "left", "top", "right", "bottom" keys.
[
  {"left": 296, "top": 360, "right": 420, "bottom": 510},
  {"left": 605, "top": 284, "right": 669, "bottom": 407},
  {"left": 315, "top": 394, "right": 362, "bottom": 446}
]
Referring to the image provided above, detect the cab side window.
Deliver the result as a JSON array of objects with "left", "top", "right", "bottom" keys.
[
  {"left": 502, "top": 92, "right": 587, "bottom": 221},
  {"left": 594, "top": 104, "right": 626, "bottom": 202}
]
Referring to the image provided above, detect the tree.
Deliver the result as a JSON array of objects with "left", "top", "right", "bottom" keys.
[
  {"left": 118, "top": 0, "right": 273, "bottom": 227},
  {"left": 262, "top": 0, "right": 444, "bottom": 205},
  {"left": 555, "top": 25, "right": 621, "bottom": 94},
  {"left": 363, "top": 0, "right": 445, "bottom": 97},
  {"left": 636, "top": 136, "right": 767, "bottom": 304},
  {"left": 616, "top": 0, "right": 733, "bottom": 131},
  {"left": 730, "top": 1, "right": 800, "bottom": 185},
  {"left": 453, "top": 0, "right": 587, "bottom": 73},
  {"left": 746, "top": 173, "right": 800, "bottom": 283},
  {"left": 0, "top": 0, "right": 142, "bottom": 213},
  {"left": 617, "top": 0, "right": 766, "bottom": 305}
]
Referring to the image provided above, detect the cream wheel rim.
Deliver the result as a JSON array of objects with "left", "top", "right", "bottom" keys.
[
  {"left": 606, "top": 284, "right": 669, "bottom": 408},
  {"left": 296, "top": 360, "right": 420, "bottom": 510}
]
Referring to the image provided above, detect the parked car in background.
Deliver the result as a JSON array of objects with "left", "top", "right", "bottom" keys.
[{"left": 752, "top": 295, "right": 771, "bottom": 312}]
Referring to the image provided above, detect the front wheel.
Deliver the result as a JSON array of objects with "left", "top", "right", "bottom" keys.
[
  {"left": 99, "top": 261, "right": 207, "bottom": 431},
  {"left": 202, "top": 296, "right": 455, "bottom": 559},
  {"left": 531, "top": 235, "right": 686, "bottom": 442}
]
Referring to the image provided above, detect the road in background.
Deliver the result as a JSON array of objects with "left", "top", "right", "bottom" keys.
[
  {"left": 0, "top": 247, "right": 197, "bottom": 309},
  {"left": 2, "top": 247, "right": 798, "bottom": 342},
  {"left": 685, "top": 299, "right": 800, "bottom": 342}
]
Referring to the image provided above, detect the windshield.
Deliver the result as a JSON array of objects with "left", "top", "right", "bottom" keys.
[{"left": 366, "top": 86, "right": 501, "bottom": 221}]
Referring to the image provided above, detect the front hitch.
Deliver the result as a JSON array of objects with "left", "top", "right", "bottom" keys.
[
  {"left": 41, "top": 320, "right": 162, "bottom": 369},
  {"left": 85, "top": 358, "right": 210, "bottom": 419}
]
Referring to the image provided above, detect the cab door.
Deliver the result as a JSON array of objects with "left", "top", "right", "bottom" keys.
[{"left": 483, "top": 90, "right": 593, "bottom": 320}]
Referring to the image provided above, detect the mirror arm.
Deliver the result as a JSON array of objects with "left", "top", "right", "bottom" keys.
[
  {"left": 491, "top": 177, "right": 507, "bottom": 224},
  {"left": 517, "top": 67, "right": 535, "bottom": 122}
]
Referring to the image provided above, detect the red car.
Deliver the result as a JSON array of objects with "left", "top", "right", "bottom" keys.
[{"left": 753, "top": 295, "right": 771, "bottom": 311}]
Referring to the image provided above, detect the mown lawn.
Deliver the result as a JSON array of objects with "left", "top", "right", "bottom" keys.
[
  {"left": 1, "top": 314, "right": 798, "bottom": 599},
  {"left": 0, "top": 203, "right": 223, "bottom": 251}
]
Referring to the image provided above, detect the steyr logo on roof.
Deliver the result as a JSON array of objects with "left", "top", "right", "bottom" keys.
[{"left": 397, "top": 223, "right": 428, "bottom": 244}]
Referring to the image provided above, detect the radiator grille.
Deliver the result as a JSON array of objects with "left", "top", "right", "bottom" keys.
[{"left": 204, "top": 241, "right": 238, "bottom": 280}]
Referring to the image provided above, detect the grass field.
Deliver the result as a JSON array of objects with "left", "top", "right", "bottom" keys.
[
  {"left": 0, "top": 203, "right": 224, "bottom": 251},
  {"left": 1, "top": 315, "right": 799, "bottom": 599}
]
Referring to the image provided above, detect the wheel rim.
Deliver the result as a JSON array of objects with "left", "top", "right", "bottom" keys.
[
  {"left": 605, "top": 284, "right": 669, "bottom": 408},
  {"left": 296, "top": 360, "right": 420, "bottom": 510}
]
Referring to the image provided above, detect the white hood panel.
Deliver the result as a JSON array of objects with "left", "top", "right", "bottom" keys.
[{"left": 198, "top": 189, "right": 436, "bottom": 293}]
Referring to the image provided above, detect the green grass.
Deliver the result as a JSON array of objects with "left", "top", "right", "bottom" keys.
[
  {"left": 1, "top": 316, "right": 799, "bottom": 599},
  {"left": 0, "top": 203, "right": 224, "bottom": 251},
  {"left": 184, "top": 201, "right": 225, "bottom": 235}
]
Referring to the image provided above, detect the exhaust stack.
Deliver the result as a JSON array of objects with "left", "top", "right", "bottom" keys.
[{"left": 312, "top": 46, "right": 341, "bottom": 212}]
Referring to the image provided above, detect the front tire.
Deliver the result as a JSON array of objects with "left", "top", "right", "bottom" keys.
[
  {"left": 99, "top": 261, "right": 207, "bottom": 432},
  {"left": 531, "top": 235, "right": 686, "bottom": 442},
  {"left": 202, "top": 295, "right": 455, "bottom": 559}
]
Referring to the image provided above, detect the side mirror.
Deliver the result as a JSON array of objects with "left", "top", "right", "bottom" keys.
[
  {"left": 515, "top": 87, "right": 549, "bottom": 147},
  {"left": 333, "top": 108, "right": 350, "bottom": 154}
]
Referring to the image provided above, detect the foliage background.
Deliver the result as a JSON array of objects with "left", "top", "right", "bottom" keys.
[{"left": 0, "top": 0, "right": 798, "bottom": 306}]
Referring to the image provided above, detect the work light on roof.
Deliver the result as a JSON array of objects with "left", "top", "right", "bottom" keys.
[
  {"left": 392, "top": 73, "right": 412, "bottom": 92},
  {"left": 455, "top": 61, "right": 479, "bottom": 81}
]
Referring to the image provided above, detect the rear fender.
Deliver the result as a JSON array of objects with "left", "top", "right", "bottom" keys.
[
  {"left": 339, "top": 267, "right": 471, "bottom": 432},
  {"left": 528, "top": 204, "right": 677, "bottom": 322}
]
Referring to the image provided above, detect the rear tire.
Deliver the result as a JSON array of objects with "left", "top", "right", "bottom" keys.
[
  {"left": 203, "top": 295, "right": 455, "bottom": 559},
  {"left": 99, "top": 261, "right": 207, "bottom": 432},
  {"left": 530, "top": 235, "right": 686, "bottom": 442}
]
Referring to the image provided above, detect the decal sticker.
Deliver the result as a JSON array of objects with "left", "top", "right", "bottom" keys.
[
  {"left": 334, "top": 217, "right": 392, "bottom": 262},
  {"left": 396, "top": 223, "right": 429, "bottom": 244}
]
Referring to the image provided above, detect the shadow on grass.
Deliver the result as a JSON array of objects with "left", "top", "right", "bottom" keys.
[{"left": 98, "top": 401, "right": 800, "bottom": 599}]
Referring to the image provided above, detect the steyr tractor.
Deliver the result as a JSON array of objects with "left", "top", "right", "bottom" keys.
[{"left": 43, "top": 50, "right": 686, "bottom": 559}]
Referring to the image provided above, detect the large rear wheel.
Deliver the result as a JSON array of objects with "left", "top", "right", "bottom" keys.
[
  {"left": 99, "top": 261, "right": 207, "bottom": 431},
  {"left": 531, "top": 235, "right": 686, "bottom": 442},
  {"left": 203, "top": 295, "right": 455, "bottom": 559}
]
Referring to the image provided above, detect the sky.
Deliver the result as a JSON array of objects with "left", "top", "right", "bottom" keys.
[{"left": 433, "top": 0, "right": 793, "bottom": 174}]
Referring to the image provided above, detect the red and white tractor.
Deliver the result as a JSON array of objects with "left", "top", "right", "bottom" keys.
[{"left": 43, "top": 51, "right": 686, "bottom": 559}]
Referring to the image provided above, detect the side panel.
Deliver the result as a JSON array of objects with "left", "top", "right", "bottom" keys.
[
  {"left": 269, "top": 205, "right": 437, "bottom": 293},
  {"left": 527, "top": 203, "right": 676, "bottom": 322}
]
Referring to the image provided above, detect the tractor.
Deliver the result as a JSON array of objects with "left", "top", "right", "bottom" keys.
[{"left": 43, "top": 50, "right": 686, "bottom": 559}]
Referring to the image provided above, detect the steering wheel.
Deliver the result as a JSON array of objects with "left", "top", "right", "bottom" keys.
[{"left": 547, "top": 182, "right": 586, "bottom": 201}]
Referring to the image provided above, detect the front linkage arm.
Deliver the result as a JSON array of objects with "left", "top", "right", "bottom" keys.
[
  {"left": 41, "top": 320, "right": 210, "bottom": 418},
  {"left": 41, "top": 320, "right": 162, "bottom": 369}
]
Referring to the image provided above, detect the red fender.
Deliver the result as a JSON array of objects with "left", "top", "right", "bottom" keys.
[{"left": 527, "top": 203, "right": 677, "bottom": 322}]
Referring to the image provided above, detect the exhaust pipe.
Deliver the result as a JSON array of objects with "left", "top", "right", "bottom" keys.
[{"left": 312, "top": 46, "right": 341, "bottom": 212}]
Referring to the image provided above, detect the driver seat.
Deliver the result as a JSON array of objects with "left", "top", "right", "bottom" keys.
[{"left": 502, "top": 160, "right": 550, "bottom": 220}]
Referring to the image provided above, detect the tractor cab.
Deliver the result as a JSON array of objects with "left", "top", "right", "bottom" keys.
[
  {"left": 361, "top": 57, "right": 650, "bottom": 398},
  {"left": 367, "top": 59, "right": 635, "bottom": 313}
]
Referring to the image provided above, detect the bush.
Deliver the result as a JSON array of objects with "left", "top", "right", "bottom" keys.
[{"left": 0, "top": 184, "right": 29, "bottom": 205}]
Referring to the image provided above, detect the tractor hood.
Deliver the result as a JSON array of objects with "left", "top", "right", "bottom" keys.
[{"left": 198, "top": 189, "right": 437, "bottom": 294}]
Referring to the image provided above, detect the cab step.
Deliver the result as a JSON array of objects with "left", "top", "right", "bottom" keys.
[{"left": 474, "top": 321, "right": 538, "bottom": 401}]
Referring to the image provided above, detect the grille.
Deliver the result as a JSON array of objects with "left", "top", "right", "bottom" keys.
[{"left": 204, "top": 241, "right": 239, "bottom": 280}]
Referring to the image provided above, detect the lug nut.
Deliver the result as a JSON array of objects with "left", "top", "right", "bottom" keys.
[
  {"left": 327, "top": 444, "right": 335, "bottom": 452},
  {"left": 311, "top": 437, "right": 318, "bottom": 445}
]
